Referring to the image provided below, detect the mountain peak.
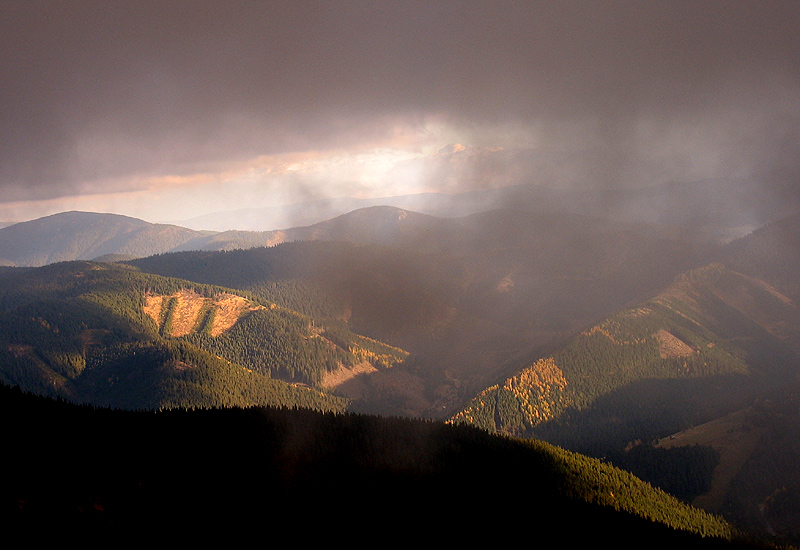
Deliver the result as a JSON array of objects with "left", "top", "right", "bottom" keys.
[{"left": 0, "top": 211, "right": 202, "bottom": 266}]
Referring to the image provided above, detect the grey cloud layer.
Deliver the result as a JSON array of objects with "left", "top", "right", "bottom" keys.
[{"left": 2, "top": 0, "right": 799, "bottom": 201}]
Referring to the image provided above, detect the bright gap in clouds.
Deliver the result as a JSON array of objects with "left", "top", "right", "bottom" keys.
[
  {"left": 0, "top": 143, "right": 443, "bottom": 226},
  {"left": 0, "top": 113, "right": 501, "bottom": 227}
]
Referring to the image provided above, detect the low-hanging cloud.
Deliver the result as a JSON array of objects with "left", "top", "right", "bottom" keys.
[{"left": 1, "top": 0, "right": 798, "bottom": 215}]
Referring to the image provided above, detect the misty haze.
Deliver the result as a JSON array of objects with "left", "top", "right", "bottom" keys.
[{"left": 2, "top": 1, "right": 800, "bottom": 546}]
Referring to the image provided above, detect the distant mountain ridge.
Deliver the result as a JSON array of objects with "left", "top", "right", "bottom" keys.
[
  {"left": 5, "top": 172, "right": 796, "bottom": 266},
  {"left": 172, "top": 174, "right": 800, "bottom": 236},
  {"left": 173, "top": 192, "right": 468, "bottom": 232},
  {"left": 2, "top": 198, "right": 726, "bottom": 267},
  {"left": 0, "top": 206, "right": 474, "bottom": 266},
  {"left": 0, "top": 211, "right": 210, "bottom": 267}
]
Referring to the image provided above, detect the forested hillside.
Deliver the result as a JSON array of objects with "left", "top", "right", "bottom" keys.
[
  {"left": 130, "top": 206, "right": 719, "bottom": 417},
  {"left": 0, "top": 206, "right": 721, "bottom": 418},
  {"left": 5, "top": 206, "right": 800, "bottom": 544},
  {"left": 0, "top": 261, "right": 406, "bottom": 411},
  {"left": 4, "top": 382, "right": 767, "bottom": 548},
  {"left": 450, "top": 263, "right": 799, "bottom": 449},
  {"left": 445, "top": 258, "right": 800, "bottom": 543}
]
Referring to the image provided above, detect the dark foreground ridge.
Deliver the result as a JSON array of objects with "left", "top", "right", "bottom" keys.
[{"left": 1, "top": 383, "right": 786, "bottom": 548}]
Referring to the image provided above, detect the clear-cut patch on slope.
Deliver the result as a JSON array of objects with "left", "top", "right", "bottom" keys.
[
  {"left": 654, "top": 329, "right": 695, "bottom": 359},
  {"left": 144, "top": 289, "right": 266, "bottom": 337}
]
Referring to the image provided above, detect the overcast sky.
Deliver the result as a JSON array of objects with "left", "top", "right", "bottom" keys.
[{"left": 1, "top": 0, "right": 798, "bottom": 224}]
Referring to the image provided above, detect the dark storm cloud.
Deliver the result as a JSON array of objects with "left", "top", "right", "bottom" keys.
[{"left": 1, "top": 0, "right": 799, "bottom": 201}]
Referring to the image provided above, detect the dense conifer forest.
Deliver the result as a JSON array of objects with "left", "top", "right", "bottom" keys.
[
  {"left": 2, "top": 382, "right": 781, "bottom": 547},
  {"left": 449, "top": 264, "right": 800, "bottom": 448},
  {"left": 3, "top": 209, "right": 800, "bottom": 545},
  {"left": 0, "top": 260, "right": 403, "bottom": 411}
]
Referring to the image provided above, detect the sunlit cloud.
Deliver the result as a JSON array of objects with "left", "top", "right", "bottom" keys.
[
  {"left": 1, "top": 2, "right": 798, "bottom": 226},
  {"left": 0, "top": 127, "right": 459, "bottom": 223}
]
